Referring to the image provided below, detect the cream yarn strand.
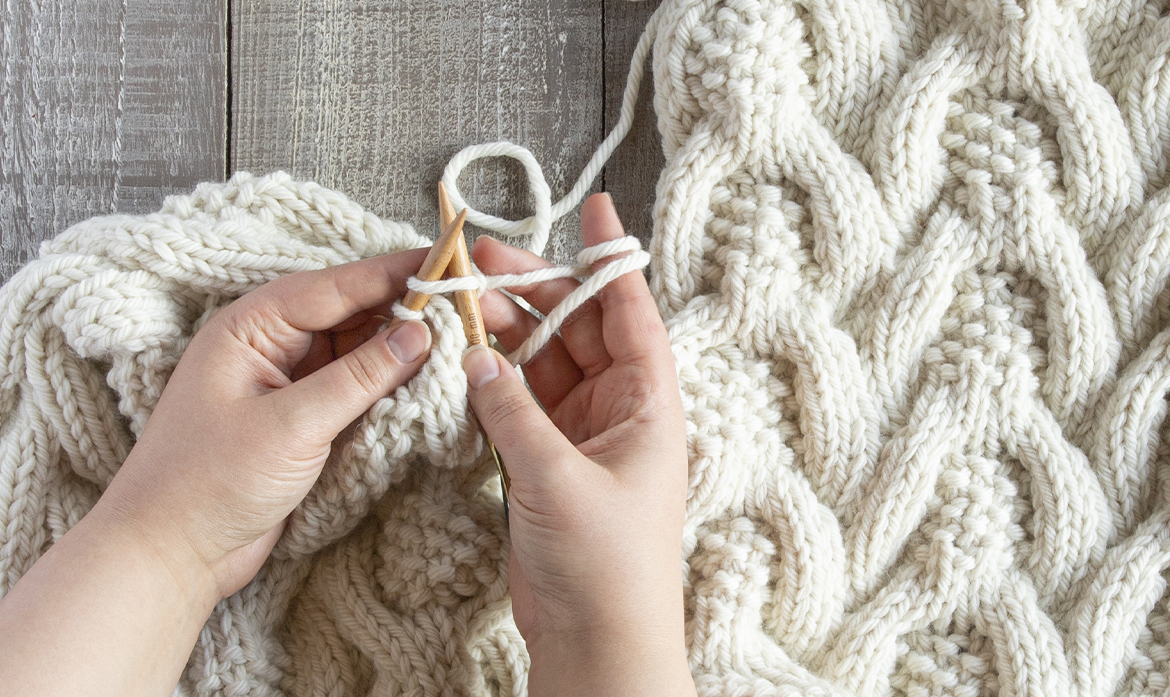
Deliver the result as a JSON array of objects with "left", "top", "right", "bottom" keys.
[
  {"left": 412, "top": 10, "right": 661, "bottom": 363},
  {"left": 409, "top": 236, "right": 651, "bottom": 365},
  {"left": 439, "top": 8, "right": 658, "bottom": 255}
]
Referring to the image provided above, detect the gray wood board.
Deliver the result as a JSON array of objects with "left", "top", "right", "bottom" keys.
[
  {"left": 602, "top": 0, "right": 663, "bottom": 253},
  {"left": 0, "top": 0, "right": 227, "bottom": 281},
  {"left": 231, "top": 0, "right": 609, "bottom": 266}
]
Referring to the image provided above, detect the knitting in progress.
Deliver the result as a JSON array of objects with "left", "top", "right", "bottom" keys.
[{"left": 5, "top": 0, "right": 1170, "bottom": 694}]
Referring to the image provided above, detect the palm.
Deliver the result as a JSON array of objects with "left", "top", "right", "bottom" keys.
[
  {"left": 473, "top": 203, "right": 664, "bottom": 453},
  {"left": 549, "top": 361, "right": 652, "bottom": 445}
]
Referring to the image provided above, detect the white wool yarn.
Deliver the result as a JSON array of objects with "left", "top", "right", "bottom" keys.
[
  {"left": 648, "top": 0, "right": 1170, "bottom": 695},
  {"left": 408, "top": 236, "right": 651, "bottom": 366},
  {"left": 4, "top": 0, "right": 1170, "bottom": 695}
]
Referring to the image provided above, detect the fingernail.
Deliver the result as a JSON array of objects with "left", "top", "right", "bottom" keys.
[
  {"left": 462, "top": 345, "right": 500, "bottom": 389},
  {"left": 473, "top": 234, "right": 500, "bottom": 252},
  {"left": 387, "top": 320, "right": 431, "bottom": 363},
  {"left": 602, "top": 191, "right": 614, "bottom": 206}
]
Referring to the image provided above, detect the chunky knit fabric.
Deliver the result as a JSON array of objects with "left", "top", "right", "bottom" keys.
[{"left": 5, "top": 0, "right": 1170, "bottom": 695}]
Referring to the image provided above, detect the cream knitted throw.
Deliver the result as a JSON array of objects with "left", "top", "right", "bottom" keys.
[{"left": 5, "top": 0, "right": 1170, "bottom": 694}]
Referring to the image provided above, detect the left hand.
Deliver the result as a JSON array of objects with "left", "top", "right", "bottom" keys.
[{"left": 95, "top": 248, "right": 434, "bottom": 600}]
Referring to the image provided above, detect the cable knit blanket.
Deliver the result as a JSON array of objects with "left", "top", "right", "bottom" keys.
[{"left": 5, "top": 0, "right": 1170, "bottom": 694}]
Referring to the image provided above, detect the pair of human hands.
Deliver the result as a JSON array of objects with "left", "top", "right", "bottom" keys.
[{"left": 93, "top": 193, "right": 695, "bottom": 695}]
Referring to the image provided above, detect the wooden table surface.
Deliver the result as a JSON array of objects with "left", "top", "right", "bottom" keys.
[{"left": 0, "top": 0, "right": 664, "bottom": 281}]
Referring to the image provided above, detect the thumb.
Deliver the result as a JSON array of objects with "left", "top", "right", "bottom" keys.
[
  {"left": 463, "top": 345, "right": 575, "bottom": 484},
  {"left": 276, "top": 319, "right": 433, "bottom": 439}
]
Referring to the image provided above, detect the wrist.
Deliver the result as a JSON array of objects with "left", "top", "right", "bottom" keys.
[
  {"left": 526, "top": 624, "right": 695, "bottom": 697},
  {"left": 82, "top": 497, "right": 222, "bottom": 612},
  {"left": 0, "top": 490, "right": 222, "bottom": 695}
]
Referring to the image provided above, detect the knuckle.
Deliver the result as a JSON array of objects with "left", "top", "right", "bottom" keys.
[
  {"left": 324, "top": 269, "right": 359, "bottom": 317},
  {"left": 479, "top": 388, "right": 532, "bottom": 429},
  {"left": 343, "top": 347, "right": 393, "bottom": 395}
]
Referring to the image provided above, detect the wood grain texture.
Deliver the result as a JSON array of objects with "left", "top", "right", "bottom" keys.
[
  {"left": 0, "top": 0, "right": 227, "bottom": 281},
  {"left": 602, "top": 0, "right": 663, "bottom": 253},
  {"left": 231, "top": 0, "right": 605, "bottom": 265}
]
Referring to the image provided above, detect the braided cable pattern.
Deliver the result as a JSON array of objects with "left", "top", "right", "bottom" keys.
[{"left": 645, "top": 0, "right": 1170, "bottom": 695}]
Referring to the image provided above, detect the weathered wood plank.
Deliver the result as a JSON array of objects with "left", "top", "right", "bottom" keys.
[
  {"left": 602, "top": 0, "right": 663, "bottom": 253},
  {"left": 231, "top": 0, "right": 605, "bottom": 265},
  {"left": 0, "top": 0, "right": 227, "bottom": 281}
]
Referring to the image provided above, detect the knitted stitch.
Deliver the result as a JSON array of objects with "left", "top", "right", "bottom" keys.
[{"left": 4, "top": 0, "right": 1170, "bottom": 695}]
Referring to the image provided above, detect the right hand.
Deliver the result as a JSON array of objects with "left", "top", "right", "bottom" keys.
[{"left": 463, "top": 193, "right": 696, "bottom": 696}]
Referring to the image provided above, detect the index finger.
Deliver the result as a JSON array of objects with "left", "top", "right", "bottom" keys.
[
  {"left": 580, "top": 193, "right": 669, "bottom": 366},
  {"left": 241, "top": 247, "right": 430, "bottom": 332}
]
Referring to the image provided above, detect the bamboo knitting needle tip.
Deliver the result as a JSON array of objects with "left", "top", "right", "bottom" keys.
[
  {"left": 438, "top": 180, "right": 457, "bottom": 228},
  {"left": 439, "top": 185, "right": 486, "bottom": 344},
  {"left": 439, "top": 185, "right": 487, "bottom": 346},
  {"left": 449, "top": 228, "right": 489, "bottom": 347},
  {"left": 385, "top": 208, "right": 467, "bottom": 331}
]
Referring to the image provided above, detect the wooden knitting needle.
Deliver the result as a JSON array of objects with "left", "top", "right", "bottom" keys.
[
  {"left": 439, "top": 181, "right": 511, "bottom": 514},
  {"left": 438, "top": 179, "right": 458, "bottom": 228},
  {"left": 384, "top": 208, "right": 467, "bottom": 331},
  {"left": 438, "top": 182, "right": 488, "bottom": 345},
  {"left": 449, "top": 241, "right": 489, "bottom": 346}
]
